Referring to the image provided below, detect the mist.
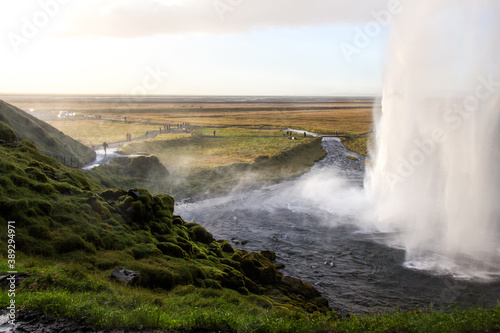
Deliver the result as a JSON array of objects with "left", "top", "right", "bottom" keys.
[{"left": 365, "top": 0, "right": 500, "bottom": 279}]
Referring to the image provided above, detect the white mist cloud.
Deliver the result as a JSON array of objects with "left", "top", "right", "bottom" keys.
[{"left": 56, "top": 0, "right": 389, "bottom": 37}]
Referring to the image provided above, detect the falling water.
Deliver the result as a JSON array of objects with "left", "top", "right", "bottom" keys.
[{"left": 365, "top": 1, "right": 500, "bottom": 279}]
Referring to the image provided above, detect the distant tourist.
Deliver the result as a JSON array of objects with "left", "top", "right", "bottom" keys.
[
  {"left": 103, "top": 142, "right": 109, "bottom": 155},
  {"left": 304, "top": 132, "right": 306, "bottom": 137},
  {"left": 213, "top": 130, "right": 216, "bottom": 136}
]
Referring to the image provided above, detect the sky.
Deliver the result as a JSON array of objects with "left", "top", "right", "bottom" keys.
[{"left": 0, "top": 0, "right": 394, "bottom": 96}]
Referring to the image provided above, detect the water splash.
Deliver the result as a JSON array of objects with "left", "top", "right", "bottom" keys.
[{"left": 365, "top": 0, "right": 500, "bottom": 280}]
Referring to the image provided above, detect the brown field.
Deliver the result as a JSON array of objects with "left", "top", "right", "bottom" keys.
[{"left": 2, "top": 96, "right": 376, "bottom": 140}]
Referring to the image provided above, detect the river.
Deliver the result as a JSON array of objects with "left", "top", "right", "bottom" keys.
[{"left": 176, "top": 137, "right": 500, "bottom": 315}]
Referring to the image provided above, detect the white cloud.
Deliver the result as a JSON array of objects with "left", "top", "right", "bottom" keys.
[{"left": 55, "top": 0, "right": 390, "bottom": 37}]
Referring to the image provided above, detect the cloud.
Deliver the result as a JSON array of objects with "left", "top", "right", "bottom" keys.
[{"left": 57, "top": 0, "right": 390, "bottom": 38}]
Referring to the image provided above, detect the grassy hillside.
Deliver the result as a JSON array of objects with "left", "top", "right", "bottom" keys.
[
  {"left": 0, "top": 100, "right": 95, "bottom": 166},
  {"left": 0, "top": 123, "right": 335, "bottom": 331},
  {"left": 1, "top": 122, "right": 499, "bottom": 331}
]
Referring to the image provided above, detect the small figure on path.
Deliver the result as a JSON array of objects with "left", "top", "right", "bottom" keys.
[
  {"left": 304, "top": 132, "right": 306, "bottom": 137},
  {"left": 103, "top": 141, "right": 108, "bottom": 155},
  {"left": 213, "top": 130, "right": 216, "bottom": 136}
]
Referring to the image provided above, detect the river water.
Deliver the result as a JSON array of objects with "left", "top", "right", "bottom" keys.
[{"left": 175, "top": 138, "right": 500, "bottom": 315}]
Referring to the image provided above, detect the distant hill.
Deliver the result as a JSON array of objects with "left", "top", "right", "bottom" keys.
[{"left": 0, "top": 99, "right": 95, "bottom": 166}]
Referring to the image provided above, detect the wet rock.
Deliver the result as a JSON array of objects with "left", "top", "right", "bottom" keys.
[
  {"left": 281, "top": 275, "right": 321, "bottom": 300},
  {"left": 260, "top": 250, "right": 276, "bottom": 261},
  {"left": 110, "top": 268, "right": 139, "bottom": 285},
  {"left": 128, "top": 189, "right": 141, "bottom": 199}
]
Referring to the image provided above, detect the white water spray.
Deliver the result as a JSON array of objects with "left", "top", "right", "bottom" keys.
[{"left": 365, "top": 1, "right": 500, "bottom": 279}]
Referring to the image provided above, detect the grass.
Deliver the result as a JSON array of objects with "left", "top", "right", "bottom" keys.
[
  {"left": 112, "top": 129, "right": 326, "bottom": 198},
  {"left": 121, "top": 129, "right": 314, "bottom": 175},
  {"left": 1, "top": 104, "right": 500, "bottom": 332},
  {"left": 0, "top": 135, "right": 333, "bottom": 331},
  {"left": 2, "top": 259, "right": 500, "bottom": 332},
  {"left": 46, "top": 119, "right": 163, "bottom": 147},
  {"left": 20, "top": 97, "right": 375, "bottom": 136}
]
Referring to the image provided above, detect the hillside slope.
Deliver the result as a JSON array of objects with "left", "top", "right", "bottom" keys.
[
  {"left": 0, "top": 123, "right": 333, "bottom": 331},
  {"left": 0, "top": 100, "right": 95, "bottom": 166}
]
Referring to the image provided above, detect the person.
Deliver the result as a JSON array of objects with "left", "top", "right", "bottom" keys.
[
  {"left": 103, "top": 141, "right": 108, "bottom": 155},
  {"left": 213, "top": 130, "right": 216, "bottom": 136},
  {"left": 304, "top": 132, "right": 306, "bottom": 137}
]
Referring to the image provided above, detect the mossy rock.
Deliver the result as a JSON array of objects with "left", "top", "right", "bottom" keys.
[
  {"left": 24, "top": 167, "right": 48, "bottom": 182},
  {"left": 219, "top": 258, "right": 241, "bottom": 271},
  {"left": 189, "top": 225, "right": 214, "bottom": 244},
  {"left": 176, "top": 239, "right": 193, "bottom": 256},
  {"left": 260, "top": 250, "right": 276, "bottom": 261},
  {"left": 32, "top": 200, "right": 52, "bottom": 216},
  {"left": 150, "top": 221, "right": 172, "bottom": 235},
  {"left": 53, "top": 182, "right": 76, "bottom": 195},
  {"left": 101, "top": 189, "right": 127, "bottom": 202},
  {"left": 281, "top": 276, "right": 321, "bottom": 300},
  {"left": 131, "top": 243, "right": 162, "bottom": 259},
  {"left": 155, "top": 194, "right": 174, "bottom": 214},
  {"left": 218, "top": 240, "right": 234, "bottom": 253},
  {"left": 202, "top": 278, "right": 222, "bottom": 290},
  {"left": 172, "top": 215, "right": 185, "bottom": 225},
  {"left": 157, "top": 242, "right": 188, "bottom": 258},
  {"left": 133, "top": 262, "right": 177, "bottom": 290},
  {"left": 54, "top": 234, "right": 88, "bottom": 254},
  {"left": 32, "top": 183, "right": 57, "bottom": 195},
  {"left": 0, "top": 121, "right": 17, "bottom": 142},
  {"left": 87, "top": 196, "right": 110, "bottom": 217},
  {"left": 220, "top": 267, "right": 246, "bottom": 290}
]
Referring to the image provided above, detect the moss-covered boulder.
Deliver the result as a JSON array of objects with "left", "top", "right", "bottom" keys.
[{"left": 0, "top": 121, "right": 17, "bottom": 142}]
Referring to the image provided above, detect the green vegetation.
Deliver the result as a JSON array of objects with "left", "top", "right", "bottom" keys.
[
  {"left": 341, "top": 134, "right": 372, "bottom": 156},
  {"left": 2, "top": 100, "right": 499, "bottom": 332},
  {"left": 0, "top": 100, "right": 95, "bottom": 165},
  {"left": 0, "top": 134, "right": 334, "bottom": 331},
  {"left": 87, "top": 129, "right": 327, "bottom": 198}
]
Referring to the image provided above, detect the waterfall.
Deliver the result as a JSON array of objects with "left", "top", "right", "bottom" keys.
[{"left": 365, "top": 0, "right": 500, "bottom": 279}]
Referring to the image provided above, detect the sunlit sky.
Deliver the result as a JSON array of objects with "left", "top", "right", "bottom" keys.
[{"left": 1, "top": 0, "right": 393, "bottom": 96}]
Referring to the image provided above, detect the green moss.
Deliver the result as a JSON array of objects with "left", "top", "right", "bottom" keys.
[
  {"left": 219, "top": 240, "right": 235, "bottom": 253},
  {"left": 189, "top": 225, "right": 214, "bottom": 244},
  {"left": 157, "top": 242, "right": 188, "bottom": 258},
  {"left": 0, "top": 121, "right": 17, "bottom": 142},
  {"left": 131, "top": 243, "right": 162, "bottom": 259}
]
